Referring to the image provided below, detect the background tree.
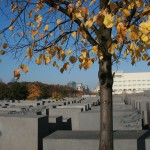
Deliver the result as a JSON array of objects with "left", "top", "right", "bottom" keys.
[
  {"left": 7, "top": 82, "right": 28, "bottom": 100},
  {"left": 0, "top": 82, "right": 7, "bottom": 100},
  {"left": 0, "top": 0, "right": 150, "bottom": 150}
]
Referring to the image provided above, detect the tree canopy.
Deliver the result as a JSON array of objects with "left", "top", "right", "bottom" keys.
[
  {"left": 0, "top": 0, "right": 149, "bottom": 79},
  {"left": 0, "top": 1, "right": 149, "bottom": 150}
]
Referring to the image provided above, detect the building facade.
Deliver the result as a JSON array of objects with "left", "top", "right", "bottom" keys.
[{"left": 94, "top": 71, "right": 150, "bottom": 94}]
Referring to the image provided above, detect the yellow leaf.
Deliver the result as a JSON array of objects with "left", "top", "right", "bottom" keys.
[
  {"left": 124, "top": 49, "right": 129, "bottom": 58},
  {"left": 9, "top": 26, "right": 14, "bottom": 31},
  {"left": 60, "top": 68, "right": 64, "bottom": 74},
  {"left": 14, "top": 68, "right": 20, "bottom": 80},
  {"left": 79, "top": 64, "right": 83, "bottom": 70},
  {"left": 71, "top": 32, "right": 76, "bottom": 38},
  {"left": 2, "top": 43, "right": 8, "bottom": 49},
  {"left": 63, "top": 62, "right": 70, "bottom": 71},
  {"left": 141, "top": 34, "right": 149, "bottom": 42},
  {"left": 44, "top": 24, "right": 49, "bottom": 31},
  {"left": 69, "top": 56, "right": 76, "bottom": 64},
  {"left": 86, "top": 59, "right": 93, "bottom": 68},
  {"left": 76, "top": 1, "right": 81, "bottom": 7},
  {"left": 80, "top": 7, "right": 89, "bottom": 16},
  {"left": 67, "top": 49, "right": 72, "bottom": 55},
  {"left": 135, "top": 0, "right": 144, "bottom": 8},
  {"left": 85, "top": 18, "right": 93, "bottom": 28},
  {"left": 117, "top": 22, "right": 127, "bottom": 37},
  {"left": 37, "top": 22, "right": 42, "bottom": 29},
  {"left": 20, "top": 64, "right": 29, "bottom": 73},
  {"left": 81, "top": 30, "right": 87, "bottom": 39},
  {"left": 142, "top": 54, "right": 149, "bottom": 61},
  {"left": 39, "top": 33, "right": 44, "bottom": 39},
  {"left": 131, "top": 57, "right": 137, "bottom": 65},
  {"left": 122, "top": 9, "right": 131, "bottom": 17},
  {"left": 129, "top": 43, "right": 136, "bottom": 51},
  {"left": 26, "top": 47, "right": 33, "bottom": 59},
  {"left": 49, "top": 33, "right": 53, "bottom": 36},
  {"left": 134, "top": 49, "right": 141, "bottom": 58},
  {"left": 128, "top": 2, "right": 135, "bottom": 10},
  {"left": 81, "top": 50, "right": 88, "bottom": 58},
  {"left": 0, "top": 50, "right": 5, "bottom": 55},
  {"left": 28, "top": 10, "right": 33, "bottom": 18},
  {"left": 34, "top": 15, "right": 42, "bottom": 24},
  {"left": 92, "top": 45, "right": 98, "bottom": 53},
  {"left": 110, "top": 3, "right": 118, "bottom": 10},
  {"left": 74, "top": 9, "right": 83, "bottom": 19},
  {"left": 44, "top": 56, "right": 52, "bottom": 64},
  {"left": 108, "top": 43, "right": 118, "bottom": 55},
  {"left": 28, "top": 21, "right": 35, "bottom": 28},
  {"left": 139, "top": 20, "right": 150, "bottom": 35},
  {"left": 30, "top": 30, "right": 38, "bottom": 39},
  {"left": 103, "top": 13, "right": 114, "bottom": 28},
  {"left": 139, "top": 45, "right": 146, "bottom": 52},
  {"left": 35, "top": 57, "right": 42, "bottom": 65},
  {"left": 89, "top": 0, "right": 96, "bottom": 6},
  {"left": 53, "top": 61, "right": 59, "bottom": 68},
  {"left": 56, "top": 19, "right": 62, "bottom": 25},
  {"left": 128, "top": 26, "right": 139, "bottom": 41}
]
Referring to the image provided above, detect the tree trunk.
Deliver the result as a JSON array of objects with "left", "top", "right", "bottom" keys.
[{"left": 99, "top": 55, "right": 113, "bottom": 150}]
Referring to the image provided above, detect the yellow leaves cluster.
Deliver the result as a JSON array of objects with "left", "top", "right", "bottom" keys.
[
  {"left": 139, "top": 19, "right": 150, "bottom": 35},
  {"left": 108, "top": 43, "right": 118, "bottom": 55},
  {"left": 141, "top": 34, "right": 149, "bottom": 43},
  {"left": 85, "top": 18, "right": 93, "bottom": 28},
  {"left": 34, "top": 15, "right": 42, "bottom": 24},
  {"left": 128, "top": 25, "right": 140, "bottom": 41},
  {"left": 103, "top": 13, "right": 114, "bottom": 28},
  {"left": 35, "top": 53, "right": 52, "bottom": 65},
  {"left": 135, "top": 0, "right": 144, "bottom": 8},
  {"left": 116, "top": 22, "right": 127, "bottom": 43},
  {"left": 78, "top": 49, "right": 95, "bottom": 70},
  {"left": 122, "top": 9, "right": 130, "bottom": 17}
]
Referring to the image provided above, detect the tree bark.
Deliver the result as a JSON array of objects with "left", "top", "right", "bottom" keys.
[{"left": 99, "top": 55, "right": 113, "bottom": 150}]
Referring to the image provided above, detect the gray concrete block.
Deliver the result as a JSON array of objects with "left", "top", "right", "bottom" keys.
[
  {"left": 0, "top": 114, "right": 49, "bottom": 150},
  {"left": 49, "top": 108, "right": 83, "bottom": 130},
  {"left": 43, "top": 130, "right": 150, "bottom": 150}
]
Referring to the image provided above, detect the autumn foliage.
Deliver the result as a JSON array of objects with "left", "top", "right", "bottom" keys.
[{"left": 0, "top": 81, "right": 79, "bottom": 100}]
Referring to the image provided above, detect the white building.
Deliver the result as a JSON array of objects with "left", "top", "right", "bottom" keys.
[
  {"left": 76, "top": 83, "right": 83, "bottom": 91},
  {"left": 94, "top": 71, "right": 150, "bottom": 94}
]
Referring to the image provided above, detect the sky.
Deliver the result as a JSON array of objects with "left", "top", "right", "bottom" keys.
[
  {"left": 0, "top": 1, "right": 150, "bottom": 91},
  {"left": 1, "top": 53, "right": 150, "bottom": 90}
]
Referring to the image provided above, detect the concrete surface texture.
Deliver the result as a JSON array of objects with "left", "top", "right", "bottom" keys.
[
  {"left": 43, "top": 130, "right": 150, "bottom": 150},
  {"left": 0, "top": 92, "right": 150, "bottom": 150}
]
